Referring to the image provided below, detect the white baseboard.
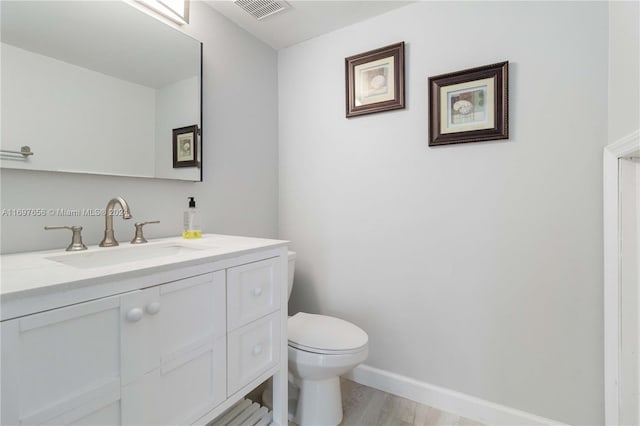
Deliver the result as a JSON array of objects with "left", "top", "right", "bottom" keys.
[{"left": 343, "top": 364, "right": 566, "bottom": 426}]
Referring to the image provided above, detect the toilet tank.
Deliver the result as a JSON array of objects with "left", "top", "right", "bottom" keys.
[{"left": 288, "top": 251, "right": 296, "bottom": 300}]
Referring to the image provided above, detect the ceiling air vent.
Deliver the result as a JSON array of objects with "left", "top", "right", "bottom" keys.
[{"left": 234, "top": 0, "right": 291, "bottom": 20}]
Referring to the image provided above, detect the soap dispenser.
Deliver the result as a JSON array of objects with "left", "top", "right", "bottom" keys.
[{"left": 182, "top": 197, "right": 201, "bottom": 239}]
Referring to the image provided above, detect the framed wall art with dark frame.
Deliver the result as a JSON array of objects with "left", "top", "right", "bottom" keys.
[
  {"left": 345, "top": 42, "right": 405, "bottom": 118},
  {"left": 172, "top": 125, "right": 199, "bottom": 168},
  {"left": 428, "top": 61, "right": 509, "bottom": 146}
]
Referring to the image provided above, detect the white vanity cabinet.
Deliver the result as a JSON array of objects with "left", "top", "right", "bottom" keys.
[
  {"left": 1, "top": 294, "right": 124, "bottom": 425},
  {"left": 227, "top": 258, "right": 282, "bottom": 395},
  {"left": 120, "top": 271, "right": 227, "bottom": 425},
  {"left": 2, "top": 272, "right": 226, "bottom": 426},
  {"left": 1, "top": 236, "right": 288, "bottom": 426}
]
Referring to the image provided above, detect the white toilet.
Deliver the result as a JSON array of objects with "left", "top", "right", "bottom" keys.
[{"left": 271, "top": 251, "right": 369, "bottom": 426}]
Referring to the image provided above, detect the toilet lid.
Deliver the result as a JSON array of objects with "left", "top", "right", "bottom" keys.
[{"left": 288, "top": 312, "right": 368, "bottom": 354}]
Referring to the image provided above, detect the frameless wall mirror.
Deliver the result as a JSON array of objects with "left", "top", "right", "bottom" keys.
[
  {"left": 137, "top": 0, "right": 190, "bottom": 25},
  {"left": 1, "top": 0, "right": 203, "bottom": 182}
]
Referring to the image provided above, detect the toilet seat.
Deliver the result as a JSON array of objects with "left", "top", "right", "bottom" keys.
[
  {"left": 288, "top": 312, "right": 368, "bottom": 355},
  {"left": 288, "top": 340, "right": 367, "bottom": 355}
]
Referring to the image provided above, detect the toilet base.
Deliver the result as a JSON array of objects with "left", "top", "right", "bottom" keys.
[
  {"left": 262, "top": 376, "right": 343, "bottom": 426},
  {"left": 294, "top": 376, "right": 342, "bottom": 426}
]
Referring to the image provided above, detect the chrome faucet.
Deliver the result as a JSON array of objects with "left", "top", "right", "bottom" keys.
[{"left": 99, "top": 197, "right": 132, "bottom": 247}]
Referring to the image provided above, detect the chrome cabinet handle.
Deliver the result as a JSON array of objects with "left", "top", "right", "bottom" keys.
[{"left": 252, "top": 287, "right": 263, "bottom": 297}]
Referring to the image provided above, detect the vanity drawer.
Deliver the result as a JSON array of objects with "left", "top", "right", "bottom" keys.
[
  {"left": 227, "top": 257, "right": 281, "bottom": 330},
  {"left": 227, "top": 311, "right": 281, "bottom": 396}
]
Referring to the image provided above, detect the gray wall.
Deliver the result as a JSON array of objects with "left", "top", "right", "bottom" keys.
[
  {"left": 608, "top": 0, "right": 639, "bottom": 143},
  {"left": 278, "top": 2, "right": 607, "bottom": 424},
  {"left": 0, "top": 2, "right": 279, "bottom": 253}
]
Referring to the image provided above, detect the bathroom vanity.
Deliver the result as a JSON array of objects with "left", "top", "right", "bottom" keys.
[{"left": 0, "top": 234, "right": 289, "bottom": 425}]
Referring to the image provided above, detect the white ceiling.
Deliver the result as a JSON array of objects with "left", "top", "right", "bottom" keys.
[{"left": 205, "top": 0, "right": 413, "bottom": 50}]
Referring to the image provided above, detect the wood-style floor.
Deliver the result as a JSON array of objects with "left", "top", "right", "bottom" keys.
[
  {"left": 335, "top": 378, "right": 485, "bottom": 426},
  {"left": 246, "top": 377, "right": 485, "bottom": 426}
]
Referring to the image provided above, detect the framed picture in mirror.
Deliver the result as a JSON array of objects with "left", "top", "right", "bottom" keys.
[{"left": 173, "top": 125, "right": 199, "bottom": 168}]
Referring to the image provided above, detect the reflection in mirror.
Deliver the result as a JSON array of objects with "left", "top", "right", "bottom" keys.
[
  {"left": 137, "top": 0, "right": 190, "bottom": 25},
  {"left": 1, "top": 1, "right": 202, "bottom": 181}
]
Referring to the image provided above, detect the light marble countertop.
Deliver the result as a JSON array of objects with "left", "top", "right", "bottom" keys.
[{"left": 1, "top": 233, "right": 288, "bottom": 303}]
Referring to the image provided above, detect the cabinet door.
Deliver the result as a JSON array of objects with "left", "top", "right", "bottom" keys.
[
  {"left": 120, "top": 286, "right": 161, "bottom": 386},
  {"left": 121, "top": 271, "right": 227, "bottom": 425},
  {"left": 1, "top": 296, "right": 122, "bottom": 425}
]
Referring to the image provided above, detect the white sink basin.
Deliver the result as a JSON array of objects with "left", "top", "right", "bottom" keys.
[{"left": 46, "top": 243, "right": 208, "bottom": 269}]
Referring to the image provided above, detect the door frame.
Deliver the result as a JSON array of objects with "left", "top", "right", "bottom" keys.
[{"left": 604, "top": 129, "right": 640, "bottom": 425}]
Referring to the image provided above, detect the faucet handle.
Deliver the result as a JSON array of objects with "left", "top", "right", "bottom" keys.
[
  {"left": 45, "top": 225, "right": 88, "bottom": 251},
  {"left": 130, "top": 221, "right": 160, "bottom": 244}
]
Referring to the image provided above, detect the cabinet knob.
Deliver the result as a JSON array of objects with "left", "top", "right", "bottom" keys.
[
  {"left": 252, "top": 344, "right": 263, "bottom": 356},
  {"left": 126, "top": 308, "right": 144, "bottom": 322},
  {"left": 145, "top": 302, "right": 161, "bottom": 315},
  {"left": 252, "top": 287, "right": 263, "bottom": 297}
]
